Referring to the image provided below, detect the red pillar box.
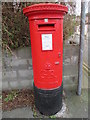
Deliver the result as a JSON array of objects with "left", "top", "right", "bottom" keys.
[{"left": 23, "top": 3, "right": 68, "bottom": 115}]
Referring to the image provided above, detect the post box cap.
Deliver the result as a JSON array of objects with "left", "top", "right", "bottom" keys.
[{"left": 23, "top": 3, "right": 68, "bottom": 16}]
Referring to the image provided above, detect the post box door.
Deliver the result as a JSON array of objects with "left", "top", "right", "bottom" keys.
[{"left": 29, "top": 18, "right": 63, "bottom": 89}]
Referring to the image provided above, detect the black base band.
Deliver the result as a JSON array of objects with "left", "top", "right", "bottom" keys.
[{"left": 34, "top": 83, "right": 63, "bottom": 115}]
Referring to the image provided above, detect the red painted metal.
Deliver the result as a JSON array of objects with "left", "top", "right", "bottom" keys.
[{"left": 23, "top": 3, "right": 68, "bottom": 90}]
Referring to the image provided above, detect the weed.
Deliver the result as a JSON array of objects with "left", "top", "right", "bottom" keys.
[
  {"left": 4, "top": 91, "right": 18, "bottom": 102},
  {"left": 49, "top": 115, "right": 56, "bottom": 119},
  {"left": 0, "top": 95, "right": 2, "bottom": 100},
  {"left": 33, "top": 105, "right": 37, "bottom": 118}
]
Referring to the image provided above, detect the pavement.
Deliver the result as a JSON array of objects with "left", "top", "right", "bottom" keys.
[
  {"left": 2, "top": 87, "right": 88, "bottom": 118},
  {"left": 2, "top": 107, "right": 34, "bottom": 118},
  {"left": 64, "top": 87, "right": 88, "bottom": 118}
]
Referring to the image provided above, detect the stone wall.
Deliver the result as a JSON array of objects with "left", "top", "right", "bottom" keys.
[{"left": 2, "top": 45, "right": 86, "bottom": 90}]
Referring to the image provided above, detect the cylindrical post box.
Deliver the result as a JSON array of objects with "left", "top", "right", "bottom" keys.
[{"left": 23, "top": 3, "right": 68, "bottom": 115}]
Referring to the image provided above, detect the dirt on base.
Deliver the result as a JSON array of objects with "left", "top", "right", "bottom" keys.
[{"left": 2, "top": 89, "right": 35, "bottom": 111}]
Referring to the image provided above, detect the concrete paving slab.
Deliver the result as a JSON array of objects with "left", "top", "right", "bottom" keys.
[
  {"left": 2, "top": 107, "right": 33, "bottom": 118},
  {"left": 64, "top": 87, "right": 88, "bottom": 118}
]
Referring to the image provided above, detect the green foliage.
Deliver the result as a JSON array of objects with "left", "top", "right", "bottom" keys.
[
  {"left": 4, "top": 91, "right": 18, "bottom": 102},
  {"left": 49, "top": 115, "right": 56, "bottom": 119},
  {"left": 0, "top": 95, "right": 2, "bottom": 100},
  {"left": 32, "top": 105, "right": 38, "bottom": 118}
]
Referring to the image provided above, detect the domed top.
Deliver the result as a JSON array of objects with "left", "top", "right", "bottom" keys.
[{"left": 23, "top": 3, "right": 68, "bottom": 16}]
